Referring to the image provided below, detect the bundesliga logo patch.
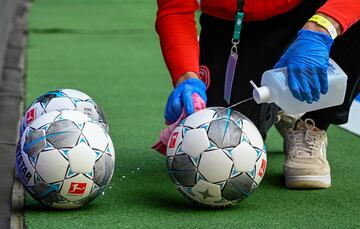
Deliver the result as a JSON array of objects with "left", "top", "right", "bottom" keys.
[
  {"left": 26, "top": 108, "right": 36, "bottom": 124},
  {"left": 68, "top": 182, "right": 87, "bottom": 195},
  {"left": 169, "top": 132, "right": 179, "bottom": 149},
  {"left": 258, "top": 159, "right": 267, "bottom": 177}
]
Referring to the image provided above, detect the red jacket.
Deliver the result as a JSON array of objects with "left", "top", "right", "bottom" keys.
[{"left": 156, "top": 0, "right": 360, "bottom": 85}]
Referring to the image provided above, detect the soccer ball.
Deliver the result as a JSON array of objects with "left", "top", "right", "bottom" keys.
[
  {"left": 20, "top": 89, "right": 108, "bottom": 136},
  {"left": 16, "top": 110, "right": 115, "bottom": 209},
  {"left": 166, "top": 107, "right": 267, "bottom": 207}
]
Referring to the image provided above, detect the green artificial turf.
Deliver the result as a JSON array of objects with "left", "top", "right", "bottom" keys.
[{"left": 25, "top": 0, "right": 360, "bottom": 228}]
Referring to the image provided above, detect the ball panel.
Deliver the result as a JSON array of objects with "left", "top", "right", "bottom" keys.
[
  {"left": 34, "top": 92, "right": 57, "bottom": 106},
  {"left": 226, "top": 173, "right": 254, "bottom": 195},
  {"left": 254, "top": 153, "right": 267, "bottom": 185},
  {"left": 24, "top": 129, "right": 46, "bottom": 158},
  {"left": 166, "top": 126, "right": 183, "bottom": 157},
  {"left": 78, "top": 183, "right": 102, "bottom": 205},
  {"left": 31, "top": 180, "right": 63, "bottom": 205},
  {"left": 36, "top": 149, "right": 69, "bottom": 183},
  {"left": 93, "top": 153, "right": 114, "bottom": 187},
  {"left": 106, "top": 135, "right": 115, "bottom": 163},
  {"left": 221, "top": 180, "right": 247, "bottom": 202},
  {"left": 191, "top": 179, "right": 222, "bottom": 203},
  {"left": 198, "top": 149, "right": 232, "bottom": 183},
  {"left": 40, "top": 191, "right": 64, "bottom": 206},
  {"left": 16, "top": 151, "right": 36, "bottom": 186},
  {"left": 168, "top": 154, "right": 197, "bottom": 187},
  {"left": 60, "top": 110, "right": 91, "bottom": 124},
  {"left": 242, "top": 119, "right": 264, "bottom": 149},
  {"left": 231, "top": 141, "right": 258, "bottom": 173},
  {"left": 211, "top": 107, "right": 247, "bottom": 124},
  {"left": 61, "top": 89, "right": 90, "bottom": 101},
  {"left": 29, "top": 111, "right": 61, "bottom": 129},
  {"left": 22, "top": 102, "right": 44, "bottom": 129},
  {"left": 81, "top": 122, "right": 108, "bottom": 151},
  {"left": 207, "top": 119, "right": 241, "bottom": 148},
  {"left": 46, "top": 120, "right": 82, "bottom": 149},
  {"left": 183, "top": 109, "right": 216, "bottom": 128},
  {"left": 76, "top": 102, "right": 99, "bottom": 119},
  {"left": 181, "top": 128, "right": 210, "bottom": 158},
  {"left": 60, "top": 174, "right": 93, "bottom": 202},
  {"left": 45, "top": 97, "right": 76, "bottom": 111},
  {"left": 68, "top": 142, "right": 97, "bottom": 174}
]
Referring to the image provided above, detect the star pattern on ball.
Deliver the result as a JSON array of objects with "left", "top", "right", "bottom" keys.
[{"left": 198, "top": 188, "right": 215, "bottom": 200}]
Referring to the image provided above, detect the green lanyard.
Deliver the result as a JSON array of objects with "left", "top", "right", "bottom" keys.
[
  {"left": 232, "top": 0, "right": 244, "bottom": 44},
  {"left": 224, "top": 0, "right": 245, "bottom": 104}
]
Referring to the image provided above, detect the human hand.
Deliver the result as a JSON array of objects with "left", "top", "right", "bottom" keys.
[
  {"left": 164, "top": 78, "right": 207, "bottom": 124},
  {"left": 274, "top": 29, "right": 334, "bottom": 103}
]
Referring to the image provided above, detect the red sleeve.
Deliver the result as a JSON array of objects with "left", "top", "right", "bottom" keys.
[
  {"left": 155, "top": 0, "right": 200, "bottom": 86},
  {"left": 317, "top": 0, "right": 360, "bottom": 34}
]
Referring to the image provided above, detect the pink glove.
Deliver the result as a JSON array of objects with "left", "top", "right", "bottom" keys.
[{"left": 151, "top": 93, "right": 206, "bottom": 155}]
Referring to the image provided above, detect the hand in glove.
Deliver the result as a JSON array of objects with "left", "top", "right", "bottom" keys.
[
  {"left": 164, "top": 78, "right": 207, "bottom": 124},
  {"left": 274, "top": 29, "right": 334, "bottom": 103}
]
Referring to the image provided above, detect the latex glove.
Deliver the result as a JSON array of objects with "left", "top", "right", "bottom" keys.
[
  {"left": 152, "top": 93, "right": 206, "bottom": 155},
  {"left": 164, "top": 78, "right": 207, "bottom": 124},
  {"left": 274, "top": 29, "right": 334, "bottom": 103}
]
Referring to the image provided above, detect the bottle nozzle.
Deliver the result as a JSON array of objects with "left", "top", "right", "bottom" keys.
[{"left": 250, "top": 80, "right": 271, "bottom": 104}]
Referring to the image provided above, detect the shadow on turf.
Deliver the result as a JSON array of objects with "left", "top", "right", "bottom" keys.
[
  {"left": 260, "top": 150, "right": 286, "bottom": 189},
  {"left": 25, "top": 150, "right": 287, "bottom": 213},
  {"left": 139, "top": 190, "right": 252, "bottom": 212},
  {"left": 132, "top": 152, "right": 286, "bottom": 212},
  {"left": 30, "top": 28, "right": 150, "bottom": 35},
  {"left": 25, "top": 196, "right": 101, "bottom": 213}
]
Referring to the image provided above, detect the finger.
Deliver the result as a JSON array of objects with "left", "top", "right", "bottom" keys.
[
  {"left": 182, "top": 89, "right": 195, "bottom": 115},
  {"left": 164, "top": 105, "right": 175, "bottom": 124},
  {"left": 307, "top": 68, "right": 321, "bottom": 102},
  {"left": 171, "top": 96, "right": 183, "bottom": 120},
  {"left": 310, "top": 83, "right": 321, "bottom": 102},
  {"left": 310, "top": 86, "right": 320, "bottom": 102},
  {"left": 165, "top": 95, "right": 181, "bottom": 123},
  {"left": 292, "top": 66, "right": 313, "bottom": 103},
  {"left": 287, "top": 67, "right": 305, "bottom": 102},
  {"left": 298, "top": 75, "right": 313, "bottom": 104},
  {"left": 164, "top": 94, "right": 173, "bottom": 121},
  {"left": 195, "top": 88, "right": 207, "bottom": 104},
  {"left": 317, "top": 67, "right": 328, "bottom": 94},
  {"left": 165, "top": 104, "right": 176, "bottom": 124}
]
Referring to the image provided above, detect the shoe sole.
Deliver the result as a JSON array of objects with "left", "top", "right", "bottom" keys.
[{"left": 285, "top": 175, "right": 331, "bottom": 189}]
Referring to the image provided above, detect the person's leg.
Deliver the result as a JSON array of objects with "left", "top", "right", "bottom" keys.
[{"left": 199, "top": 0, "right": 349, "bottom": 189}]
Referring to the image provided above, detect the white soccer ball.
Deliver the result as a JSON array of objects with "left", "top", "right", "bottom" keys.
[
  {"left": 166, "top": 107, "right": 267, "bottom": 207},
  {"left": 20, "top": 89, "right": 108, "bottom": 136},
  {"left": 16, "top": 110, "right": 115, "bottom": 209}
]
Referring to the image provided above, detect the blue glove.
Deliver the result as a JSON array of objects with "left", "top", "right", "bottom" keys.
[
  {"left": 164, "top": 78, "right": 207, "bottom": 124},
  {"left": 274, "top": 29, "right": 334, "bottom": 103}
]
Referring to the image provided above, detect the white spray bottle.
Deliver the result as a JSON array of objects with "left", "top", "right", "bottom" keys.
[{"left": 250, "top": 59, "right": 348, "bottom": 115}]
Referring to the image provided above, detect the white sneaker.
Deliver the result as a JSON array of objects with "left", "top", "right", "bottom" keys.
[
  {"left": 284, "top": 118, "right": 331, "bottom": 189},
  {"left": 275, "top": 110, "right": 304, "bottom": 138}
]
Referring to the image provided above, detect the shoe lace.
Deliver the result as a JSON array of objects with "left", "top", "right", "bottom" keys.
[
  {"left": 290, "top": 120, "right": 322, "bottom": 158},
  {"left": 291, "top": 131, "right": 316, "bottom": 157}
]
